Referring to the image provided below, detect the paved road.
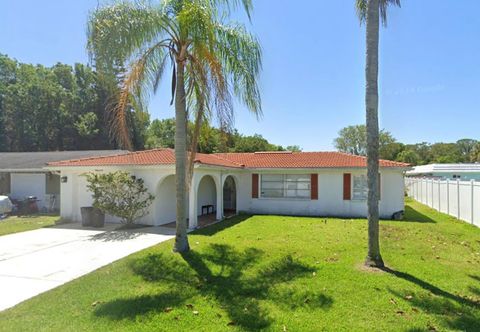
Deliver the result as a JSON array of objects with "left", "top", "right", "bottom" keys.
[{"left": 0, "top": 223, "right": 174, "bottom": 311}]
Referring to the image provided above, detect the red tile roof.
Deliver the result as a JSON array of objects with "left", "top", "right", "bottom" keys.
[
  {"left": 214, "top": 151, "right": 409, "bottom": 168},
  {"left": 48, "top": 149, "right": 409, "bottom": 169}
]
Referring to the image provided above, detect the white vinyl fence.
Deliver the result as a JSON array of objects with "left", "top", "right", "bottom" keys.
[{"left": 405, "top": 177, "right": 480, "bottom": 228}]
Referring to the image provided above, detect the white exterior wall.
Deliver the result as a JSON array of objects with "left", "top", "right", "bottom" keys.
[
  {"left": 155, "top": 175, "right": 176, "bottom": 225},
  {"left": 237, "top": 169, "right": 405, "bottom": 219},
  {"left": 55, "top": 165, "right": 406, "bottom": 226},
  {"left": 59, "top": 167, "right": 177, "bottom": 225},
  {"left": 10, "top": 173, "right": 47, "bottom": 210}
]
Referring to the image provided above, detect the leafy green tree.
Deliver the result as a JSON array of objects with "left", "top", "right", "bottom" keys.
[
  {"left": 0, "top": 55, "right": 18, "bottom": 151},
  {"left": 75, "top": 112, "right": 100, "bottom": 137},
  {"left": 356, "top": 0, "right": 401, "bottom": 268},
  {"left": 379, "top": 142, "right": 404, "bottom": 161},
  {"left": 405, "top": 142, "right": 431, "bottom": 165},
  {"left": 145, "top": 117, "right": 289, "bottom": 153},
  {"left": 334, "top": 124, "right": 396, "bottom": 156},
  {"left": 286, "top": 145, "right": 302, "bottom": 152},
  {"left": 396, "top": 149, "right": 420, "bottom": 165},
  {"left": 0, "top": 57, "right": 149, "bottom": 152},
  {"left": 470, "top": 143, "right": 480, "bottom": 162},
  {"left": 88, "top": 0, "right": 262, "bottom": 252},
  {"left": 0, "top": 54, "right": 149, "bottom": 152},
  {"left": 127, "top": 106, "right": 150, "bottom": 150},
  {"left": 456, "top": 139, "right": 478, "bottom": 162},
  {"left": 429, "top": 143, "right": 462, "bottom": 163},
  {"left": 233, "top": 134, "right": 283, "bottom": 152},
  {"left": 145, "top": 118, "right": 176, "bottom": 149},
  {"left": 196, "top": 121, "right": 221, "bottom": 153},
  {"left": 85, "top": 171, "right": 155, "bottom": 225},
  {"left": 334, "top": 125, "right": 365, "bottom": 155}
]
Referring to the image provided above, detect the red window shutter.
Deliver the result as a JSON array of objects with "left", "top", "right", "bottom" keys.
[
  {"left": 252, "top": 174, "right": 259, "bottom": 198},
  {"left": 311, "top": 174, "right": 318, "bottom": 200},
  {"left": 343, "top": 173, "right": 351, "bottom": 200}
]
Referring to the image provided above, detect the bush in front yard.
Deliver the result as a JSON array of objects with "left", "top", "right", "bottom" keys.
[{"left": 84, "top": 171, "right": 154, "bottom": 225}]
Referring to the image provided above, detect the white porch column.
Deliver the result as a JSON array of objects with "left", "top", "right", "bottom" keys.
[
  {"left": 188, "top": 173, "right": 198, "bottom": 229},
  {"left": 216, "top": 175, "right": 223, "bottom": 220}
]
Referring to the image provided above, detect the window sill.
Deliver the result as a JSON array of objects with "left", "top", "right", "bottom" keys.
[{"left": 257, "top": 197, "right": 311, "bottom": 201}]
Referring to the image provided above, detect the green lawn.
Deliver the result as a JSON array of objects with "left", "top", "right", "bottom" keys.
[
  {"left": 0, "top": 214, "right": 59, "bottom": 236},
  {"left": 1, "top": 199, "right": 479, "bottom": 332}
]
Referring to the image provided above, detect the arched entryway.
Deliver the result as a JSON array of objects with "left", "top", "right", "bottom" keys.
[
  {"left": 155, "top": 175, "right": 176, "bottom": 226},
  {"left": 223, "top": 175, "right": 237, "bottom": 217},
  {"left": 197, "top": 175, "right": 217, "bottom": 226}
]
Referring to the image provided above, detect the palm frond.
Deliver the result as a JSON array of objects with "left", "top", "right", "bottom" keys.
[
  {"left": 107, "top": 43, "right": 167, "bottom": 150},
  {"left": 206, "top": 0, "right": 254, "bottom": 21},
  {"left": 87, "top": 2, "right": 173, "bottom": 70},
  {"left": 355, "top": 0, "right": 401, "bottom": 26},
  {"left": 213, "top": 23, "right": 262, "bottom": 117}
]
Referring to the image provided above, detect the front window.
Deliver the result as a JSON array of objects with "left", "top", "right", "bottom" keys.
[
  {"left": 352, "top": 174, "right": 368, "bottom": 200},
  {"left": 261, "top": 174, "right": 310, "bottom": 198}
]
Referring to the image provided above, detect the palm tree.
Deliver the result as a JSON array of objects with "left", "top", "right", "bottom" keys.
[
  {"left": 355, "top": 0, "right": 400, "bottom": 267},
  {"left": 87, "top": 0, "right": 262, "bottom": 252}
]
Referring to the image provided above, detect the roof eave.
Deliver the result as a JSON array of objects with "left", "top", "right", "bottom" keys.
[
  {"left": 44, "top": 164, "right": 175, "bottom": 171},
  {"left": 0, "top": 168, "right": 49, "bottom": 173},
  {"left": 243, "top": 166, "right": 411, "bottom": 171}
]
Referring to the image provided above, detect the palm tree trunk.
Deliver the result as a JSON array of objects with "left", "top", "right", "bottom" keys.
[
  {"left": 364, "top": 0, "right": 384, "bottom": 268},
  {"left": 173, "top": 61, "right": 190, "bottom": 253},
  {"left": 186, "top": 103, "right": 204, "bottom": 192}
]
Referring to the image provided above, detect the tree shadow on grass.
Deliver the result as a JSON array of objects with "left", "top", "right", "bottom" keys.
[
  {"left": 389, "top": 288, "right": 480, "bottom": 331},
  {"left": 468, "top": 274, "right": 480, "bottom": 297},
  {"left": 106, "top": 243, "right": 333, "bottom": 330},
  {"left": 383, "top": 267, "right": 479, "bottom": 307},
  {"left": 192, "top": 214, "right": 252, "bottom": 236},
  {"left": 180, "top": 245, "right": 333, "bottom": 329},
  {"left": 401, "top": 205, "right": 436, "bottom": 223},
  {"left": 93, "top": 291, "right": 191, "bottom": 320},
  {"left": 385, "top": 268, "right": 480, "bottom": 331}
]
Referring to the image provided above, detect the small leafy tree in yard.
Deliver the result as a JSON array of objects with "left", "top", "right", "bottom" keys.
[{"left": 85, "top": 171, "right": 154, "bottom": 225}]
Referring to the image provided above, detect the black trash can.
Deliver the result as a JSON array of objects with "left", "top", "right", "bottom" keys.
[
  {"left": 80, "top": 207, "right": 94, "bottom": 227},
  {"left": 92, "top": 208, "right": 105, "bottom": 228}
]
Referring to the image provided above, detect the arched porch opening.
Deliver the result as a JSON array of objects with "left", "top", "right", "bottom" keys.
[
  {"left": 197, "top": 175, "right": 217, "bottom": 227},
  {"left": 223, "top": 175, "right": 237, "bottom": 217}
]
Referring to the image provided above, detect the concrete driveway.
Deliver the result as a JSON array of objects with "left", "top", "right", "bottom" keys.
[{"left": 0, "top": 223, "right": 174, "bottom": 311}]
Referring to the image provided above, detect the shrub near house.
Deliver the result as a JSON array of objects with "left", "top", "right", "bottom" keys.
[{"left": 84, "top": 171, "right": 154, "bottom": 225}]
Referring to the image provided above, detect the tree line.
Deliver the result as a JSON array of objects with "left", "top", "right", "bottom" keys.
[
  {"left": 0, "top": 54, "right": 299, "bottom": 153},
  {"left": 0, "top": 53, "right": 151, "bottom": 152},
  {"left": 146, "top": 118, "right": 301, "bottom": 153},
  {"left": 334, "top": 125, "right": 479, "bottom": 165}
]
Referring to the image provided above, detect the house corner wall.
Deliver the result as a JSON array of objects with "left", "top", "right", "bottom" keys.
[{"left": 236, "top": 169, "right": 405, "bottom": 219}]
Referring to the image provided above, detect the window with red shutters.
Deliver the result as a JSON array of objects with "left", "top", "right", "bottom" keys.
[
  {"left": 252, "top": 174, "right": 259, "bottom": 198},
  {"left": 311, "top": 174, "right": 318, "bottom": 200},
  {"left": 343, "top": 173, "right": 351, "bottom": 200}
]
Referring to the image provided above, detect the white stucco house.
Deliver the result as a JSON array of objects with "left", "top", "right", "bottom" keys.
[{"left": 46, "top": 149, "right": 410, "bottom": 228}]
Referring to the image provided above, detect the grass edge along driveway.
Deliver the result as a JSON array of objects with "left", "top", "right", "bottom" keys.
[{"left": 0, "top": 215, "right": 59, "bottom": 236}]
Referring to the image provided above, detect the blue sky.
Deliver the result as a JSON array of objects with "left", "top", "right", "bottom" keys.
[{"left": 1, "top": 0, "right": 479, "bottom": 151}]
